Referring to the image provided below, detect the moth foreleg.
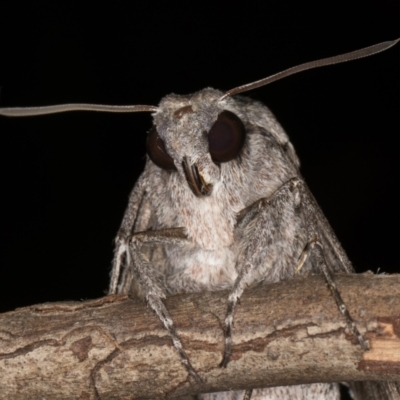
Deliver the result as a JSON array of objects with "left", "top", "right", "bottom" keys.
[
  {"left": 222, "top": 176, "right": 367, "bottom": 371},
  {"left": 129, "top": 228, "right": 202, "bottom": 383},
  {"left": 221, "top": 178, "right": 306, "bottom": 367}
]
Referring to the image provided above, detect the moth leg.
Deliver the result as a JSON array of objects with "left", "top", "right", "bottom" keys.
[
  {"left": 221, "top": 178, "right": 303, "bottom": 367},
  {"left": 221, "top": 177, "right": 367, "bottom": 368},
  {"left": 129, "top": 228, "right": 202, "bottom": 383},
  {"left": 296, "top": 181, "right": 369, "bottom": 351},
  {"left": 295, "top": 236, "right": 318, "bottom": 274},
  {"left": 295, "top": 235, "right": 368, "bottom": 351},
  {"left": 109, "top": 169, "right": 201, "bottom": 381},
  {"left": 317, "top": 243, "right": 368, "bottom": 350}
]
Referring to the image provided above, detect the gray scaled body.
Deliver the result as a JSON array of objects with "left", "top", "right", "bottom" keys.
[{"left": 110, "top": 88, "right": 349, "bottom": 399}]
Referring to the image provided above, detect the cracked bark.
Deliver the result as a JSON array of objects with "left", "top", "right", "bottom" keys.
[{"left": 0, "top": 273, "right": 399, "bottom": 400}]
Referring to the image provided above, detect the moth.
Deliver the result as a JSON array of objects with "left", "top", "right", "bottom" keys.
[{"left": 1, "top": 39, "right": 399, "bottom": 399}]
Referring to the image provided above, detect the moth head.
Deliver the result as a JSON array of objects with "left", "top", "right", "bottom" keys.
[{"left": 146, "top": 89, "right": 247, "bottom": 197}]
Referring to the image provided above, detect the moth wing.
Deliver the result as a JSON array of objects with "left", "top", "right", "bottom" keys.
[{"left": 111, "top": 160, "right": 168, "bottom": 297}]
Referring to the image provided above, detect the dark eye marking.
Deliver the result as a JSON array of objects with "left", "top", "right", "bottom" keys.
[
  {"left": 146, "top": 127, "right": 177, "bottom": 171},
  {"left": 208, "top": 110, "right": 246, "bottom": 163}
]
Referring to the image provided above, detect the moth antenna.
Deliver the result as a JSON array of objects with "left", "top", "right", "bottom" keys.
[
  {"left": 220, "top": 38, "right": 400, "bottom": 100},
  {"left": 0, "top": 103, "right": 158, "bottom": 117}
]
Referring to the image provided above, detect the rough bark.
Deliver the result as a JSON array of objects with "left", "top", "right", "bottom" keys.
[{"left": 0, "top": 273, "right": 399, "bottom": 400}]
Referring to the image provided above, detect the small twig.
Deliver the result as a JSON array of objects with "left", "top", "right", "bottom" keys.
[{"left": 0, "top": 274, "right": 399, "bottom": 399}]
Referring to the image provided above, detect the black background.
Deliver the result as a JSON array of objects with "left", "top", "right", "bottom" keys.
[{"left": 0, "top": 4, "right": 399, "bottom": 392}]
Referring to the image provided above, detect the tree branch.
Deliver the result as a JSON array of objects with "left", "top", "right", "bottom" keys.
[{"left": 1, "top": 274, "right": 400, "bottom": 399}]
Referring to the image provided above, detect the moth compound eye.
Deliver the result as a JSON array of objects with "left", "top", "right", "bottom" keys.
[
  {"left": 146, "top": 126, "right": 177, "bottom": 171},
  {"left": 208, "top": 111, "right": 246, "bottom": 163}
]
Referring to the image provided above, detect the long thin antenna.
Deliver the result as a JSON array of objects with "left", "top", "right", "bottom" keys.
[
  {"left": 220, "top": 38, "right": 400, "bottom": 100},
  {"left": 0, "top": 103, "right": 158, "bottom": 117}
]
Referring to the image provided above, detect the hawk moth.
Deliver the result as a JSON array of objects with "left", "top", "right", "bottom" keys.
[{"left": 1, "top": 39, "right": 399, "bottom": 399}]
